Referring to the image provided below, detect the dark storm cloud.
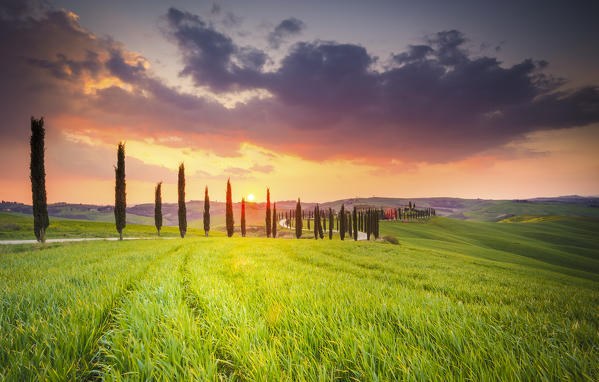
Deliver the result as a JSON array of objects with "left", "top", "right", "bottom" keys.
[
  {"left": 164, "top": 11, "right": 599, "bottom": 161},
  {"left": 268, "top": 17, "right": 305, "bottom": 49},
  {"left": 2, "top": 3, "right": 598, "bottom": 168},
  {"left": 165, "top": 7, "right": 266, "bottom": 92}
]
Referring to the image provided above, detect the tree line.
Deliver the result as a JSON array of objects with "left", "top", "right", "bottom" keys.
[{"left": 28, "top": 118, "right": 434, "bottom": 242}]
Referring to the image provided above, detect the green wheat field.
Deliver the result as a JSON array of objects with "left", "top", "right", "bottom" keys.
[{"left": 1, "top": 214, "right": 598, "bottom": 380}]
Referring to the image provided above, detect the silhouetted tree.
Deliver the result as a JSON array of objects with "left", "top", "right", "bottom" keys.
[
  {"left": 266, "top": 188, "right": 271, "bottom": 237},
  {"left": 30, "top": 117, "right": 49, "bottom": 243},
  {"left": 178, "top": 163, "right": 187, "bottom": 238},
  {"left": 241, "top": 197, "right": 246, "bottom": 237},
  {"left": 366, "top": 210, "right": 371, "bottom": 240},
  {"left": 328, "top": 208, "right": 333, "bottom": 239},
  {"left": 204, "top": 186, "right": 210, "bottom": 236},
  {"left": 272, "top": 202, "right": 277, "bottom": 238},
  {"left": 353, "top": 206, "right": 358, "bottom": 241},
  {"left": 339, "top": 204, "right": 346, "bottom": 240},
  {"left": 348, "top": 212, "right": 353, "bottom": 238},
  {"left": 313, "top": 205, "right": 319, "bottom": 239},
  {"left": 155, "top": 182, "right": 162, "bottom": 236},
  {"left": 114, "top": 142, "right": 126, "bottom": 240},
  {"left": 318, "top": 205, "right": 324, "bottom": 239},
  {"left": 226, "top": 178, "right": 234, "bottom": 237},
  {"left": 295, "top": 198, "right": 302, "bottom": 238}
]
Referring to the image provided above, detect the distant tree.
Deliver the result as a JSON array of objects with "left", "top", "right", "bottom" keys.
[
  {"left": 114, "top": 142, "right": 126, "bottom": 240},
  {"left": 204, "top": 186, "right": 210, "bottom": 236},
  {"left": 313, "top": 205, "right": 319, "bottom": 239},
  {"left": 241, "top": 197, "right": 246, "bottom": 237},
  {"left": 30, "top": 117, "right": 49, "bottom": 243},
  {"left": 328, "top": 208, "right": 333, "bottom": 239},
  {"left": 353, "top": 206, "right": 358, "bottom": 241},
  {"left": 366, "top": 210, "right": 371, "bottom": 240},
  {"left": 374, "top": 210, "right": 380, "bottom": 239},
  {"left": 318, "top": 205, "right": 324, "bottom": 239},
  {"left": 178, "top": 163, "right": 187, "bottom": 238},
  {"left": 307, "top": 214, "right": 310, "bottom": 230},
  {"left": 272, "top": 202, "right": 277, "bottom": 238},
  {"left": 154, "top": 182, "right": 162, "bottom": 236},
  {"left": 295, "top": 198, "right": 302, "bottom": 238},
  {"left": 226, "top": 178, "right": 234, "bottom": 237},
  {"left": 323, "top": 213, "right": 327, "bottom": 232},
  {"left": 266, "top": 188, "right": 271, "bottom": 238},
  {"left": 348, "top": 212, "right": 353, "bottom": 238},
  {"left": 339, "top": 204, "right": 346, "bottom": 240}
]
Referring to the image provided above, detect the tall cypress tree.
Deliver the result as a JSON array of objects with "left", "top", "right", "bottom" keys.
[
  {"left": 265, "top": 188, "right": 271, "bottom": 237},
  {"left": 203, "top": 186, "right": 210, "bottom": 237},
  {"left": 178, "top": 163, "right": 186, "bottom": 238},
  {"left": 323, "top": 213, "right": 327, "bottom": 232},
  {"left": 353, "top": 206, "right": 358, "bottom": 241},
  {"left": 366, "top": 210, "right": 371, "bottom": 240},
  {"left": 328, "top": 208, "right": 333, "bottom": 239},
  {"left": 295, "top": 198, "right": 302, "bottom": 238},
  {"left": 114, "top": 142, "right": 126, "bottom": 240},
  {"left": 272, "top": 202, "right": 277, "bottom": 238},
  {"left": 241, "top": 197, "right": 246, "bottom": 237},
  {"left": 348, "top": 212, "right": 353, "bottom": 238},
  {"left": 154, "top": 182, "right": 162, "bottom": 236},
  {"left": 313, "top": 205, "right": 319, "bottom": 239},
  {"left": 226, "top": 178, "right": 234, "bottom": 237},
  {"left": 339, "top": 204, "right": 346, "bottom": 241},
  {"left": 30, "top": 117, "right": 49, "bottom": 243},
  {"left": 318, "top": 205, "right": 324, "bottom": 239}
]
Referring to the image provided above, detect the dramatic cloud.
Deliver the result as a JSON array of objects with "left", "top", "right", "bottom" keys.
[
  {"left": 2, "top": 3, "right": 598, "bottom": 172},
  {"left": 268, "top": 17, "right": 305, "bottom": 49}
]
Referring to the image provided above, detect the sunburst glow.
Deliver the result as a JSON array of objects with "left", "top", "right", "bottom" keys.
[{"left": 247, "top": 194, "right": 255, "bottom": 201}]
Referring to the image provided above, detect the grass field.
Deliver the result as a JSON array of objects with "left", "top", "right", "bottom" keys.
[
  {"left": 1, "top": 215, "right": 598, "bottom": 380},
  {"left": 0, "top": 212, "right": 211, "bottom": 239}
]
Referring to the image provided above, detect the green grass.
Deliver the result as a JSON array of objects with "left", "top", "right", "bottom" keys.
[
  {"left": 460, "top": 200, "right": 599, "bottom": 221},
  {"left": 0, "top": 216, "right": 598, "bottom": 380},
  {"left": 0, "top": 212, "right": 215, "bottom": 239}
]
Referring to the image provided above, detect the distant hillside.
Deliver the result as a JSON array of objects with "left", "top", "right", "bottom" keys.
[{"left": 2, "top": 195, "right": 598, "bottom": 225}]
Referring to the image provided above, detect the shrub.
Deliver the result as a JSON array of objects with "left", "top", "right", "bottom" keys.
[{"left": 382, "top": 235, "right": 399, "bottom": 245}]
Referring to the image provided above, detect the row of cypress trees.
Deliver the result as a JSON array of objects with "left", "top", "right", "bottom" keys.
[{"left": 28, "top": 117, "right": 430, "bottom": 242}]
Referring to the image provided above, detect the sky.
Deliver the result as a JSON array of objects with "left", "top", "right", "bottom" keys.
[{"left": 0, "top": 0, "right": 598, "bottom": 204}]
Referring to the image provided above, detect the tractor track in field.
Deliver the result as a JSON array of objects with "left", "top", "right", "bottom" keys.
[
  {"left": 178, "top": 248, "right": 241, "bottom": 381},
  {"left": 77, "top": 243, "right": 184, "bottom": 381}
]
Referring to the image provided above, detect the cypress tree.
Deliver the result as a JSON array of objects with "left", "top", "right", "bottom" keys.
[
  {"left": 374, "top": 211, "right": 380, "bottom": 239},
  {"left": 241, "top": 197, "right": 246, "bottom": 237},
  {"left": 178, "top": 163, "right": 187, "bottom": 238},
  {"left": 204, "top": 186, "right": 210, "bottom": 236},
  {"left": 348, "top": 212, "right": 353, "bottom": 238},
  {"left": 241, "top": 198, "right": 245, "bottom": 237},
  {"left": 318, "top": 205, "right": 324, "bottom": 239},
  {"left": 154, "top": 182, "right": 162, "bottom": 236},
  {"left": 307, "top": 215, "right": 310, "bottom": 230},
  {"left": 339, "top": 204, "right": 345, "bottom": 241},
  {"left": 323, "top": 213, "right": 327, "bottom": 232},
  {"left": 226, "top": 178, "right": 234, "bottom": 237},
  {"left": 295, "top": 198, "right": 302, "bottom": 239},
  {"left": 266, "top": 188, "right": 271, "bottom": 238},
  {"left": 328, "top": 208, "right": 333, "bottom": 239},
  {"left": 30, "top": 117, "right": 49, "bottom": 243},
  {"left": 313, "top": 205, "right": 319, "bottom": 239},
  {"left": 366, "top": 210, "right": 371, "bottom": 240},
  {"left": 353, "top": 206, "right": 358, "bottom": 241},
  {"left": 272, "top": 202, "right": 277, "bottom": 238},
  {"left": 114, "top": 142, "right": 126, "bottom": 240}
]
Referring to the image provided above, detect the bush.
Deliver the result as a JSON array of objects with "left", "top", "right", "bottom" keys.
[{"left": 382, "top": 235, "right": 399, "bottom": 245}]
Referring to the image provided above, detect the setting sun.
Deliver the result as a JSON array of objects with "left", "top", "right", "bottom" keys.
[{"left": 247, "top": 194, "right": 255, "bottom": 201}]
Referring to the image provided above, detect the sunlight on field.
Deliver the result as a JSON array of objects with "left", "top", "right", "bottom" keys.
[{"left": 1, "top": 219, "right": 598, "bottom": 380}]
